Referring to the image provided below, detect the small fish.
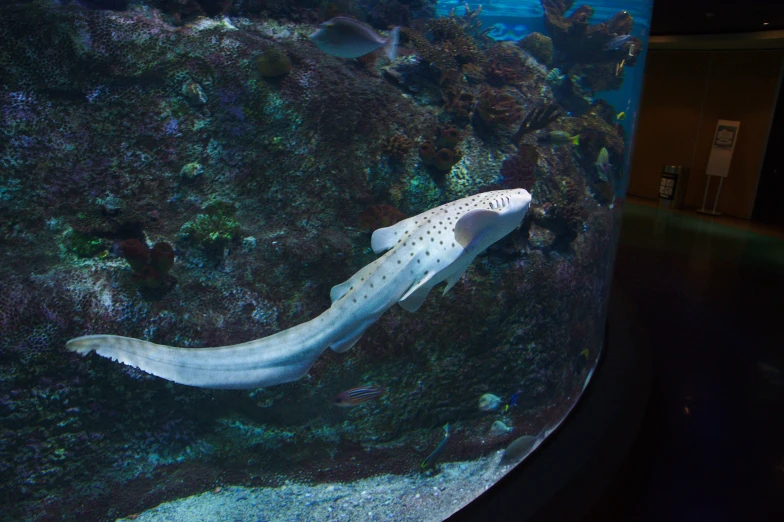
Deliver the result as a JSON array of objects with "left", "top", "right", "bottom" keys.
[
  {"left": 488, "top": 420, "right": 513, "bottom": 437},
  {"left": 615, "top": 59, "right": 625, "bottom": 77},
  {"left": 478, "top": 393, "right": 502, "bottom": 412},
  {"left": 595, "top": 147, "right": 612, "bottom": 182},
  {"left": 333, "top": 385, "right": 385, "bottom": 407},
  {"left": 603, "top": 34, "right": 633, "bottom": 51},
  {"left": 628, "top": 43, "right": 636, "bottom": 58},
  {"left": 540, "top": 131, "right": 579, "bottom": 147},
  {"left": 309, "top": 16, "right": 399, "bottom": 61},
  {"left": 616, "top": 112, "right": 626, "bottom": 121},
  {"left": 421, "top": 423, "right": 450, "bottom": 472},
  {"left": 503, "top": 391, "right": 520, "bottom": 413}
]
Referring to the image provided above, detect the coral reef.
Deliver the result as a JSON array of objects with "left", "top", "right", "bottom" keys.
[
  {"left": 418, "top": 127, "right": 463, "bottom": 174},
  {"left": 518, "top": 32, "right": 554, "bottom": 67},
  {"left": 357, "top": 204, "right": 407, "bottom": 232},
  {"left": 256, "top": 48, "right": 292, "bottom": 78},
  {"left": 0, "top": 0, "right": 632, "bottom": 519},
  {"left": 382, "top": 134, "right": 414, "bottom": 163},
  {"left": 499, "top": 146, "right": 539, "bottom": 192},
  {"left": 540, "top": 0, "right": 644, "bottom": 114},
  {"left": 513, "top": 104, "right": 562, "bottom": 144},
  {"left": 474, "top": 86, "right": 523, "bottom": 129}
]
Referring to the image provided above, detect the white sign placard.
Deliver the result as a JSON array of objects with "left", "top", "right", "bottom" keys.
[{"left": 705, "top": 120, "right": 740, "bottom": 178}]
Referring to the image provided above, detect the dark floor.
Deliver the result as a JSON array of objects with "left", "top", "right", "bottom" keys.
[{"left": 585, "top": 201, "right": 784, "bottom": 521}]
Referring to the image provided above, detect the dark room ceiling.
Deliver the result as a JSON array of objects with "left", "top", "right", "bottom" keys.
[{"left": 651, "top": 0, "right": 784, "bottom": 35}]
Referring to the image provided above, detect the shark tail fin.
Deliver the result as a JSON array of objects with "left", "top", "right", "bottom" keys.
[
  {"left": 384, "top": 27, "right": 399, "bottom": 61},
  {"left": 66, "top": 332, "right": 322, "bottom": 389}
]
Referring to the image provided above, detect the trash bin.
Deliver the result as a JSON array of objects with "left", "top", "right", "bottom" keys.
[{"left": 658, "top": 165, "right": 690, "bottom": 209}]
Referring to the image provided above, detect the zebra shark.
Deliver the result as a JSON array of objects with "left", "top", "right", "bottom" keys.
[{"left": 66, "top": 189, "right": 532, "bottom": 389}]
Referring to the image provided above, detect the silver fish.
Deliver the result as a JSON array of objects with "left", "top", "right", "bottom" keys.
[
  {"left": 66, "top": 189, "right": 531, "bottom": 390},
  {"left": 603, "top": 34, "right": 633, "bottom": 51},
  {"left": 309, "top": 16, "right": 399, "bottom": 61}
]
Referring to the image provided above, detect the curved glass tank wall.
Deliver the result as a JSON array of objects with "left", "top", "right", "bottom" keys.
[{"left": 0, "top": 1, "right": 652, "bottom": 520}]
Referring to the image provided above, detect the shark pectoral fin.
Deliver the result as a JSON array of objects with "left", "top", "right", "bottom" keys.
[
  {"left": 398, "top": 273, "right": 437, "bottom": 312},
  {"left": 443, "top": 272, "right": 463, "bottom": 295},
  {"left": 398, "top": 284, "right": 432, "bottom": 312},
  {"left": 442, "top": 258, "right": 472, "bottom": 295},
  {"left": 330, "top": 331, "right": 364, "bottom": 353},
  {"left": 371, "top": 219, "right": 411, "bottom": 254},
  {"left": 454, "top": 209, "right": 498, "bottom": 248}
]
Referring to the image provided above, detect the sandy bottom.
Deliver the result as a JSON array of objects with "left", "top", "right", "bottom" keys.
[{"left": 120, "top": 452, "right": 516, "bottom": 522}]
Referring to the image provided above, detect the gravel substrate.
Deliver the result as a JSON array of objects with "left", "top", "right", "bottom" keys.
[{"left": 119, "top": 452, "right": 522, "bottom": 522}]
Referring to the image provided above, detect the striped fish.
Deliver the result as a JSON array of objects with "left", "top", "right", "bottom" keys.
[{"left": 333, "top": 385, "right": 385, "bottom": 407}]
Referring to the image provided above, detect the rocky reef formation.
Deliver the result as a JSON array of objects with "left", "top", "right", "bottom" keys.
[
  {"left": 539, "top": 0, "right": 644, "bottom": 115},
  {"left": 0, "top": 1, "right": 631, "bottom": 520}
]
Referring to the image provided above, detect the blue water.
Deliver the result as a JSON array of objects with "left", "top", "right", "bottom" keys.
[{"left": 436, "top": 0, "right": 653, "bottom": 148}]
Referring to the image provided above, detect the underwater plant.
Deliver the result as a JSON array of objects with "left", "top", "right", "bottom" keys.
[
  {"left": 178, "top": 201, "right": 241, "bottom": 261},
  {"left": 65, "top": 230, "right": 105, "bottom": 258}
]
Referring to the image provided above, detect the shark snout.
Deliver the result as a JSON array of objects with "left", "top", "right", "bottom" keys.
[{"left": 510, "top": 189, "right": 532, "bottom": 214}]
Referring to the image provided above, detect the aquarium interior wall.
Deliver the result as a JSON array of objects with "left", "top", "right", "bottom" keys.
[
  {"left": 628, "top": 48, "right": 784, "bottom": 218},
  {"left": 0, "top": 1, "right": 652, "bottom": 520}
]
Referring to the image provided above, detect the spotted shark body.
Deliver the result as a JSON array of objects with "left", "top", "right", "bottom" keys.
[{"left": 66, "top": 189, "right": 532, "bottom": 389}]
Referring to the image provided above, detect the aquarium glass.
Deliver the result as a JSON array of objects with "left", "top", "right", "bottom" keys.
[{"left": 0, "top": 0, "right": 653, "bottom": 520}]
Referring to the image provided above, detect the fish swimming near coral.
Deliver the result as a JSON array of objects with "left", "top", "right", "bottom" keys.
[
  {"left": 603, "top": 34, "right": 633, "bottom": 51},
  {"left": 540, "top": 130, "right": 579, "bottom": 147},
  {"left": 67, "top": 190, "right": 532, "bottom": 390},
  {"left": 594, "top": 147, "right": 612, "bottom": 182},
  {"left": 333, "top": 385, "right": 385, "bottom": 407},
  {"left": 309, "top": 16, "right": 399, "bottom": 61},
  {"left": 421, "top": 422, "right": 450, "bottom": 472}
]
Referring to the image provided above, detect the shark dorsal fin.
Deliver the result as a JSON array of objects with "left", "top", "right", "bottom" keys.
[
  {"left": 330, "top": 262, "right": 379, "bottom": 303},
  {"left": 454, "top": 209, "right": 498, "bottom": 249},
  {"left": 371, "top": 218, "right": 412, "bottom": 254}
]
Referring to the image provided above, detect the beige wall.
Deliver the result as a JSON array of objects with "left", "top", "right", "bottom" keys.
[{"left": 628, "top": 50, "right": 783, "bottom": 218}]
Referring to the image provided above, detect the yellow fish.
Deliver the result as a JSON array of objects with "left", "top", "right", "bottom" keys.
[{"left": 616, "top": 112, "right": 626, "bottom": 121}]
